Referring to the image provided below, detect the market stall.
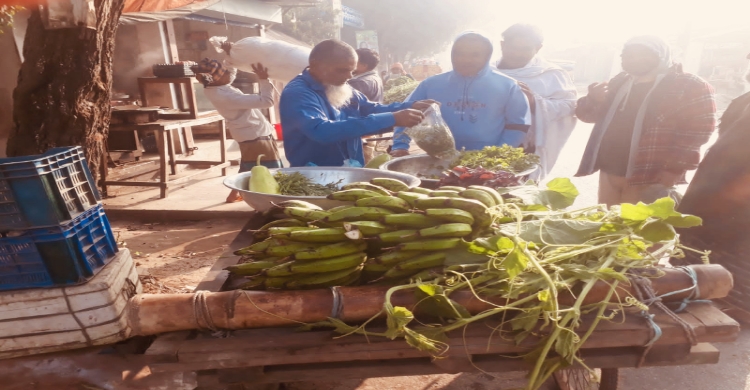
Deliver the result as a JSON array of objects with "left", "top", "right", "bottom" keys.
[{"left": 133, "top": 166, "right": 739, "bottom": 390}]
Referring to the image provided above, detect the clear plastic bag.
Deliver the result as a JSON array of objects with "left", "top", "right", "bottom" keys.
[{"left": 404, "top": 103, "right": 459, "bottom": 160}]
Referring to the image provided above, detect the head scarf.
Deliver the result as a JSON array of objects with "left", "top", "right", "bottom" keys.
[
  {"left": 623, "top": 35, "right": 673, "bottom": 72},
  {"left": 191, "top": 58, "right": 228, "bottom": 87},
  {"left": 390, "top": 62, "right": 404, "bottom": 72}
]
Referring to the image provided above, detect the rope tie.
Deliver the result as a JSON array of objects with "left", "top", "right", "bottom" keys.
[
  {"left": 192, "top": 291, "right": 219, "bottom": 332},
  {"left": 630, "top": 275, "right": 700, "bottom": 367}
]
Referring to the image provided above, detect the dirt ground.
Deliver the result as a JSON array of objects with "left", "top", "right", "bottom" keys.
[{"left": 109, "top": 218, "right": 247, "bottom": 293}]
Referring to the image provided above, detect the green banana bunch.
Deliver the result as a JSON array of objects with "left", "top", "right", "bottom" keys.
[
  {"left": 292, "top": 241, "right": 368, "bottom": 260},
  {"left": 363, "top": 260, "right": 391, "bottom": 273},
  {"left": 264, "top": 242, "right": 326, "bottom": 257},
  {"left": 283, "top": 207, "right": 330, "bottom": 222},
  {"left": 267, "top": 226, "right": 316, "bottom": 238},
  {"left": 266, "top": 253, "right": 366, "bottom": 276},
  {"left": 422, "top": 208, "right": 475, "bottom": 224},
  {"left": 265, "top": 274, "right": 300, "bottom": 289},
  {"left": 225, "top": 259, "right": 280, "bottom": 276},
  {"left": 412, "top": 197, "right": 491, "bottom": 229},
  {"left": 375, "top": 229, "right": 419, "bottom": 243},
  {"left": 408, "top": 186, "right": 431, "bottom": 195},
  {"left": 341, "top": 182, "right": 392, "bottom": 196},
  {"left": 327, "top": 189, "right": 383, "bottom": 202},
  {"left": 370, "top": 178, "right": 409, "bottom": 192},
  {"left": 438, "top": 186, "right": 467, "bottom": 192},
  {"left": 286, "top": 228, "right": 349, "bottom": 243},
  {"left": 397, "top": 238, "right": 462, "bottom": 251},
  {"left": 264, "top": 200, "right": 323, "bottom": 217},
  {"left": 284, "top": 266, "right": 363, "bottom": 289},
  {"left": 373, "top": 250, "right": 421, "bottom": 266},
  {"left": 468, "top": 185, "right": 504, "bottom": 205},
  {"left": 408, "top": 223, "right": 473, "bottom": 239},
  {"left": 234, "top": 238, "right": 292, "bottom": 255},
  {"left": 429, "top": 190, "right": 461, "bottom": 198},
  {"left": 326, "top": 205, "right": 356, "bottom": 214},
  {"left": 355, "top": 196, "right": 411, "bottom": 212},
  {"left": 396, "top": 191, "right": 429, "bottom": 207},
  {"left": 343, "top": 221, "right": 392, "bottom": 236},
  {"left": 383, "top": 252, "right": 446, "bottom": 279},
  {"left": 381, "top": 213, "right": 441, "bottom": 229},
  {"left": 253, "top": 218, "right": 309, "bottom": 240},
  {"left": 409, "top": 267, "right": 446, "bottom": 283},
  {"left": 459, "top": 189, "right": 497, "bottom": 208},
  {"left": 324, "top": 207, "right": 393, "bottom": 222}
]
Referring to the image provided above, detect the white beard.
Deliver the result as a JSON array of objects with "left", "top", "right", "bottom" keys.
[{"left": 325, "top": 84, "right": 354, "bottom": 109}]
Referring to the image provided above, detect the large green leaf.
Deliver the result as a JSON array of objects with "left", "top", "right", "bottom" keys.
[
  {"left": 621, "top": 197, "right": 703, "bottom": 228},
  {"left": 497, "top": 220, "right": 604, "bottom": 245},
  {"left": 503, "top": 244, "right": 530, "bottom": 279},
  {"left": 504, "top": 178, "right": 579, "bottom": 210},
  {"left": 638, "top": 220, "right": 676, "bottom": 242}
]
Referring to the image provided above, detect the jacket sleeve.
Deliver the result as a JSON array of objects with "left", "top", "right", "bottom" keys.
[
  {"left": 499, "top": 83, "right": 532, "bottom": 147},
  {"left": 391, "top": 84, "right": 428, "bottom": 151},
  {"left": 217, "top": 80, "right": 275, "bottom": 110},
  {"left": 279, "top": 88, "right": 396, "bottom": 145},
  {"left": 667, "top": 79, "right": 717, "bottom": 172},
  {"left": 537, "top": 70, "right": 578, "bottom": 121},
  {"left": 574, "top": 95, "right": 605, "bottom": 123}
]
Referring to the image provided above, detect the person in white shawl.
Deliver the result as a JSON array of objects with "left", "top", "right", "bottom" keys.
[{"left": 496, "top": 24, "right": 577, "bottom": 180}]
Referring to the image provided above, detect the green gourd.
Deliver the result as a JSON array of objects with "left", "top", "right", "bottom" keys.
[
  {"left": 365, "top": 153, "right": 391, "bottom": 169},
  {"left": 248, "top": 154, "right": 279, "bottom": 194}
]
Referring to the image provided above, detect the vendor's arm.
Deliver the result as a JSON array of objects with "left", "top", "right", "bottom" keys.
[
  {"left": 280, "top": 89, "right": 398, "bottom": 145},
  {"left": 536, "top": 70, "right": 577, "bottom": 121},
  {"left": 218, "top": 79, "right": 275, "bottom": 110},
  {"left": 667, "top": 79, "right": 717, "bottom": 173},
  {"left": 391, "top": 84, "right": 429, "bottom": 151},
  {"left": 499, "top": 83, "right": 532, "bottom": 147}
]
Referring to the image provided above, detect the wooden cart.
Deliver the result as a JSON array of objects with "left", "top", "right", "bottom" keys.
[{"left": 143, "top": 213, "right": 740, "bottom": 390}]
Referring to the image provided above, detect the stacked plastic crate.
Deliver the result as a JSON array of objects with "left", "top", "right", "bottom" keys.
[{"left": 0, "top": 146, "right": 119, "bottom": 291}]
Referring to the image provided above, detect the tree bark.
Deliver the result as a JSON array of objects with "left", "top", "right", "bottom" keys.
[{"left": 7, "top": 0, "right": 125, "bottom": 183}]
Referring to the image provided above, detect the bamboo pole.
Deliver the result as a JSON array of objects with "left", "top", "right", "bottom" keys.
[{"left": 127, "top": 264, "right": 732, "bottom": 336}]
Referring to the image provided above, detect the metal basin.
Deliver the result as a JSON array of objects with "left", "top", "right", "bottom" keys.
[
  {"left": 379, "top": 154, "right": 450, "bottom": 188},
  {"left": 380, "top": 154, "right": 539, "bottom": 188},
  {"left": 223, "top": 167, "right": 421, "bottom": 212}
]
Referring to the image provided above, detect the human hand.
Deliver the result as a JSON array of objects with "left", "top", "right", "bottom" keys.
[
  {"left": 251, "top": 63, "right": 269, "bottom": 80},
  {"left": 389, "top": 149, "right": 410, "bottom": 158},
  {"left": 411, "top": 99, "right": 440, "bottom": 111},
  {"left": 587, "top": 82, "right": 609, "bottom": 103},
  {"left": 393, "top": 109, "right": 425, "bottom": 127},
  {"left": 518, "top": 81, "right": 536, "bottom": 113},
  {"left": 221, "top": 41, "right": 233, "bottom": 56}
]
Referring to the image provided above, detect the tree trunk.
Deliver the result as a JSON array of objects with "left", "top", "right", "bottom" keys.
[{"left": 7, "top": 0, "right": 125, "bottom": 183}]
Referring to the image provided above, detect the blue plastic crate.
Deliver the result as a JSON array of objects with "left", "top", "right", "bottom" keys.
[
  {"left": 0, "top": 146, "right": 101, "bottom": 231},
  {"left": 0, "top": 204, "right": 118, "bottom": 291}
]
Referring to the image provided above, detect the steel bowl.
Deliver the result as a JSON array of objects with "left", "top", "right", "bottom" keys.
[
  {"left": 223, "top": 167, "right": 421, "bottom": 212},
  {"left": 380, "top": 154, "right": 539, "bottom": 188}
]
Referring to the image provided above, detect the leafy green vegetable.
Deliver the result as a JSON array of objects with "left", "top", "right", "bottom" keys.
[
  {"left": 455, "top": 145, "right": 540, "bottom": 173},
  {"left": 274, "top": 171, "right": 342, "bottom": 196}
]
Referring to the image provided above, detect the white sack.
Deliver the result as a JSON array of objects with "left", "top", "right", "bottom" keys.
[{"left": 210, "top": 36, "right": 310, "bottom": 83}]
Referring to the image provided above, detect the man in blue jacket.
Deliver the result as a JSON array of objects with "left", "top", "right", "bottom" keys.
[
  {"left": 280, "top": 40, "right": 435, "bottom": 167},
  {"left": 390, "top": 32, "right": 531, "bottom": 157}
]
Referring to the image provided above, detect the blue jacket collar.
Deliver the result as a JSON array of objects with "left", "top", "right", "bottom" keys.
[{"left": 301, "top": 69, "right": 327, "bottom": 93}]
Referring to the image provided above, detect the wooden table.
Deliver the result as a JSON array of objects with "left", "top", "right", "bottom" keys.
[
  {"left": 102, "top": 115, "right": 229, "bottom": 198},
  {"left": 138, "top": 77, "right": 199, "bottom": 120},
  {"left": 141, "top": 214, "right": 741, "bottom": 390}
]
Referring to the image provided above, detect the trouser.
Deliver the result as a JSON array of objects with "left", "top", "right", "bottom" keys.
[
  {"left": 598, "top": 171, "right": 681, "bottom": 207},
  {"left": 238, "top": 136, "right": 283, "bottom": 172}
]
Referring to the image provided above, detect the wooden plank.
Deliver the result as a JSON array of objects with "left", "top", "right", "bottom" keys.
[
  {"left": 190, "top": 344, "right": 721, "bottom": 385},
  {"left": 683, "top": 302, "right": 740, "bottom": 342},
  {"left": 144, "top": 331, "right": 193, "bottom": 364}
]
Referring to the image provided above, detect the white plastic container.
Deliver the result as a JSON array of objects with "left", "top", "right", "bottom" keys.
[
  {"left": 0, "top": 249, "right": 141, "bottom": 359},
  {"left": 211, "top": 36, "right": 310, "bottom": 83}
]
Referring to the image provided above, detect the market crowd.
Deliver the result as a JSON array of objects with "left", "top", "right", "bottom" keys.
[{"left": 193, "top": 24, "right": 750, "bottom": 216}]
